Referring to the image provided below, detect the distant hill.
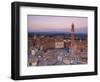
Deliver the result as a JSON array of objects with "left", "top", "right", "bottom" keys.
[{"left": 28, "top": 32, "right": 87, "bottom": 40}]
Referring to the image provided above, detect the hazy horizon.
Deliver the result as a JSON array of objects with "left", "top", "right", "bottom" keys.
[{"left": 28, "top": 15, "right": 88, "bottom": 33}]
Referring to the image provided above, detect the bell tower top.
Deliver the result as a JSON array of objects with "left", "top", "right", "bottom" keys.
[{"left": 71, "top": 23, "right": 74, "bottom": 32}]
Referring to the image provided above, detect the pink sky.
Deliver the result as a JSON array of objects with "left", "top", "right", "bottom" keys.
[{"left": 28, "top": 15, "right": 88, "bottom": 33}]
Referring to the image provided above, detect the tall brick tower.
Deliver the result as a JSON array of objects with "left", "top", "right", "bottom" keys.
[
  {"left": 70, "top": 23, "right": 78, "bottom": 64},
  {"left": 71, "top": 23, "right": 76, "bottom": 48}
]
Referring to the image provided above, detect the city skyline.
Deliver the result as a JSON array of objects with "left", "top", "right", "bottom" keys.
[{"left": 28, "top": 15, "right": 88, "bottom": 33}]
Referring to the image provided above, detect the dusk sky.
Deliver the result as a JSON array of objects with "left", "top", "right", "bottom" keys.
[{"left": 28, "top": 15, "right": 88, "bottom": 33}]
